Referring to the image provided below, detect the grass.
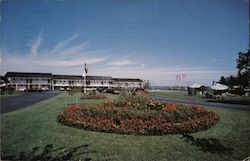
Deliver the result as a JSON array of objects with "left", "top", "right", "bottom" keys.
[
  {"left": 0, "top": 91, "right": 23, "bottom": 99},
  {"left": 150, "top": 90, "right": 205, "bottom": 101},
  {"left": 1, "top": 92, "right": 250, "bottom": 160},
  {"left": 150, "top": 90, "right": 250, "bottom": 105}
]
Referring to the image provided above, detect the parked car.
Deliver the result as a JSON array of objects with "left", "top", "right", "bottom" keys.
[
  {"left": 25, "top": 88, "right": 42, "bottom": 92},
  {"left": 59, "top": 87, "right": 65, "bottom": 91},
  {"left": 104, "top": 88, "right": 114, "bottom": 93},
  {"left": 97, "top": 87, "right": 104, "bottom": 92},
  {"left": 41, "top": 87, "right": 49, "bottom": 92}
]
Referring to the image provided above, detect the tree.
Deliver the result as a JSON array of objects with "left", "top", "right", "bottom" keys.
[
  {"left": 143, "top": 80, "right": 150, "bottom": 89},
  {"left": 227, "top": 75, "right": 237, "bottom": 87},
  {"left": 219, "top": 76, "right": 227, "bottom": 85},
  {"left": 237, "top": 50, "right": 250, "bottom": 88},
  {"left": 0, "top": 76, "right": 9, "bottom": 86}
]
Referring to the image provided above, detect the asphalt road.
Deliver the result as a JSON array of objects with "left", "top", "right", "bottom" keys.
[
  {"left": 1, "top": 92, "right": 249, "bottom": 114},
  {"left": 154, "top": 96, "right": 250, "bottom": 111},
  {"left": 0, "top": 91, "right": 61, "bottom": 114}
]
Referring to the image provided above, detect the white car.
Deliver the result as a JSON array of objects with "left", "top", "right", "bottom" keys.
[{"left": 41, "top": 87, "right": 49, "bottom": 92}]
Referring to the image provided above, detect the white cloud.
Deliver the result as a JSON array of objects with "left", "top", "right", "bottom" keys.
[
  {"left": 0, "top": 31, "right": 106, "bottom": 75},
  {"left": 58, "top": 41, "right": 88, "bottom": 56},
  {"left": 108, "top": 59, "right": 140, "bottom": 66},
  {"left": 29, "top": 33, "right": 42, "bottom": 56},
  {"left": 1, "top": 48, "right": 236, "bottom": 85},
  {"left": 91, "top": 65, "right": 236, "bottom": 86},
  {"left": 49, "top": 32, "right": 80, "bottom": 54}
]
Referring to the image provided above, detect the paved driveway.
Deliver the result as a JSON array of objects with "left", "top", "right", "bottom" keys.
[
  {"left": 0, "top": 91, "right": 61, "bottom": 114},
  {"left": 154, "top": 96, "right": 250, "bottom": 111}
]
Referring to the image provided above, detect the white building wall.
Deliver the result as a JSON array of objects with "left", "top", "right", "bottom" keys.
[
  {"left": 6, "top": 75, "right": 143, "bottom": 91},
  {"left": 8, "top": 77, "right": 51, "bottom": 91},
  {"left": 115, "top": 81, "right": 142, "bottom": 89}
]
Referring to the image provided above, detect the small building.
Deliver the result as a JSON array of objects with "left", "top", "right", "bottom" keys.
[
  {"left": 188, "top": 83, "right": 207, "bottom": 95},
  {"left": 210, "top": 83, "right": 229, "bottom": 95}
]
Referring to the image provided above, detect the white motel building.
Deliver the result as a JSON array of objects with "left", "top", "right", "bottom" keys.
[{"left": 4, "top": 72, "right": 144, "bottom": 91}]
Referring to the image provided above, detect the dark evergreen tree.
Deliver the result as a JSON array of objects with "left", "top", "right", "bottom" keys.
[
  {"left": 227, "top": 75, "right": 237, "bottom": 87},
  {"left": 219, "top": 76, "right": 227, "bottom": 85},
  {"left": 237, "top": 50, "right": 250, "bottom": 88}
]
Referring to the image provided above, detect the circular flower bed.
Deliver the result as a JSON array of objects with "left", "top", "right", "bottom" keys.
[{"left": 57, "top": 94, "right": 220, "bottom": 135}]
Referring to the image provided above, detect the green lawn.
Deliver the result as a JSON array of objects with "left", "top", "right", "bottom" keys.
[
  {"left": 150, "top": 90, "right": 205, "bottom": 101},
  {"left": 150, "top": 90, "right": 250, "bottom": 105},
  {"left": 1, "top": 92, "right": 250, "bottom": 161},
  {"left": 0, "top": 91, "right": 23, "bottom": 99}
]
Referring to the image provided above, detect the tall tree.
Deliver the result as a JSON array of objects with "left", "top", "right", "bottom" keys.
[{"left": 237, "top": 50, "right": 250, "bottom": 88}]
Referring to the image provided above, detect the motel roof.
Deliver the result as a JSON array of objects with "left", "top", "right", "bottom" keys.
[
  {"left": 5, "top": 72, "right": 52, "bottom": 78},
  {"left": 52, "top": 75, "right": 113, "bottom": 80},
  {"left": 52, "top": 75, "right": 83, "bottom": 80},
  {"left": 87, "top": 76, "right": 113, "bottom": 80},
  {"left": 113, "top": 78, "right": 143, "bottom": 82},
  {"left": 4, "top": 72, "right": 141, "bottom": 82}
]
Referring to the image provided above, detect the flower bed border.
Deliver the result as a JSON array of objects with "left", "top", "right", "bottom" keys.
[{"left": 57, "top": 102, "right": 220, "bottom": 135}]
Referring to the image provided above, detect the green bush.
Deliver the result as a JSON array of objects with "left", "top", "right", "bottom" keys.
[
  {"left": 81, "top": 91, "right": 107, "bottom": 99},
  {"left": 114, "top": 90, "right": 164, "bottom": 110},
  {"left": 68, "top": 87, "right": 82, "bottom": 95}
]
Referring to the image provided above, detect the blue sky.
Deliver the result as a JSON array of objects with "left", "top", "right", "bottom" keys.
[{"left": 0, "top": 0, "right": 248, "bottom": 86}]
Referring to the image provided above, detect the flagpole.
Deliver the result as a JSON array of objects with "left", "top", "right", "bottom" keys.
[
  {"left": 84, "top": 71, "right": 86, "bottom": 94},
  {"left": 84, "top": 62, "right": 86, "bottom": 94}
]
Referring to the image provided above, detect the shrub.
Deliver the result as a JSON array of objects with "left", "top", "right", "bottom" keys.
[
  {"left": 81, "top": 91, "right": 107, "bottom": 99},
  {"left": 114, "top": 91, "right": 165, "bottom": 110},
  {"left": 68, "top": 87, "right": 82, "bottom": 96}
]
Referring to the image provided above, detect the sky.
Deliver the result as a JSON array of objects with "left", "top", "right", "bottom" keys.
[{"left": 0, "top": 0, "right": 248, "bottom": 86}]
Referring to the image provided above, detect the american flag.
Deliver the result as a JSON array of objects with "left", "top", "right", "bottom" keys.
[{"left": 84, "top": 62, "right": 88, "bottom": 74}]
